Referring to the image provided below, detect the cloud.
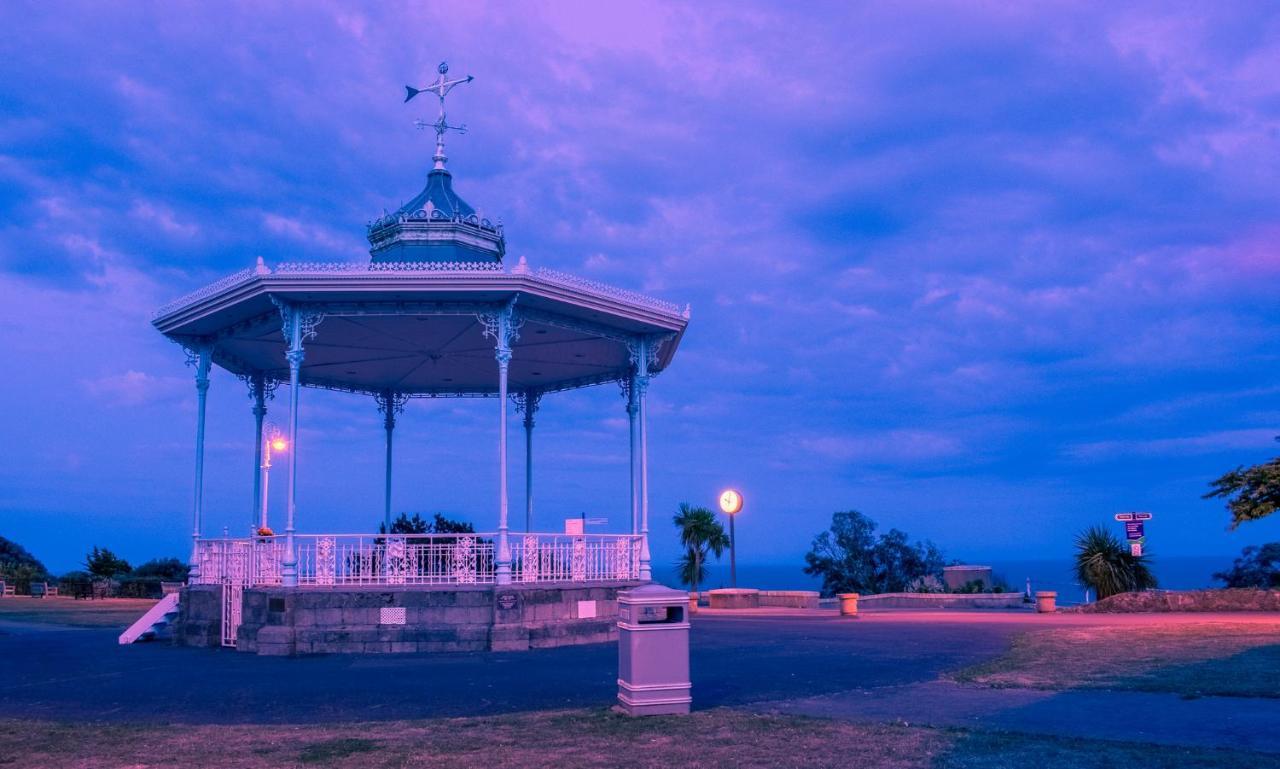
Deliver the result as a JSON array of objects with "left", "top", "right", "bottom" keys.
[
  {"left": 795, "top": 430, "right": 965, "bottom": 464},
  {"left": 82, "top": 370, "right": 188, "bottom": 407},
  {"left": 1066, "top": 429, "right": 1280, "bottom": 461},
  {"left": 2, "top": 1, "right": 1280, "bottom": 567}
]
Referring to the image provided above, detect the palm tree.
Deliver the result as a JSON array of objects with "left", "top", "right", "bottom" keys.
[
  {"left": 1074, "top": 525, "right": 1157, "bottom": 600},
  {"left": 673, "top": 503, "right": 730, "bottom": 596}
]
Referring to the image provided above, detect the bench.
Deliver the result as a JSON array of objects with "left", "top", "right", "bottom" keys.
[
  {"left": 0, "top": 581, "right": 13, "bottom": 597},
  {"left": 29, "top": 582, "right": 48, "bottom": 598},
  {"left": 161, "top": 581, "right": 184, "bottom": 596}
]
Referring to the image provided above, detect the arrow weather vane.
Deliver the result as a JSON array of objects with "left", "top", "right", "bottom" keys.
[{"left": 406, "top": 61, "right": 474, "bottom": 170}]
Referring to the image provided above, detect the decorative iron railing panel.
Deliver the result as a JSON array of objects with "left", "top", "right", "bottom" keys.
[{"left": 193, "top": 532, "right": 642, "bottom": 588}]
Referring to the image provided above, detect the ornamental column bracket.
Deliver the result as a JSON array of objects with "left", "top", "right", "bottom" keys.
[
  {"left": 375, "top": 390, "right": 410, "bottom": 423},
  {"left": 270, "top": 296, "right": 325, "bottom": 348},
  {"left": 512, "top": 390, "right": 542, "bottom": 425},
  {"left": 476, "top": 299, "right": 524, "bottom": 359}
]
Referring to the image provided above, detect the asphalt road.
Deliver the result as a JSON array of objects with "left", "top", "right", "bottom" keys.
[{"left": 0, "top": 612, "right": 1018, "bottom": 724}]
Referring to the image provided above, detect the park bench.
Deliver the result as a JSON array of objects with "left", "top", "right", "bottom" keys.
[
  {"left": 29, "top": 582, "right": 48, "bottom": 598},
  {"left": 160, "top": 581, "right": 183, "bottom": 596},
  {"left": 0, "top": 581, "right": 13, "bottom": 596}
]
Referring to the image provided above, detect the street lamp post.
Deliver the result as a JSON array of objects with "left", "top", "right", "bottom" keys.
[
  {"left": 260, "top": 424, "right": 287, "bottom": 533},
  {"left": 718, "top": 489, "right": 743, "bottom": 588}
]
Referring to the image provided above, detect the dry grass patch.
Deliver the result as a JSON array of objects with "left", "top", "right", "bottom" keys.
[
  {"left": 0, "top": 710, "right": 944, "bottom": 769},
  {"left": 954, "top": 622, "right": 1280, "bottom": 697},
  {"left": 0, "top": 597, "right": 155, "bottom": 628},
  {"left": 0, "top": 709, "right": 1270, "bottom": 769}
]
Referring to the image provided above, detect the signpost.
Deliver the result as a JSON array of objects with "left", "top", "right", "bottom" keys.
[{"left": 1115, "top": 512, "right": 1153, "bottom": 557}]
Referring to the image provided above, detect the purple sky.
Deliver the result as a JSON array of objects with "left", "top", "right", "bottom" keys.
[{"left": 2, "top": 2, "right": 1279, "bottom": 576}]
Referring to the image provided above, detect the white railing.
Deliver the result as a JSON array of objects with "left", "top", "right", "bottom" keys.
[{"left": 193, "top": 532, "right": 643, "bottom": 587}]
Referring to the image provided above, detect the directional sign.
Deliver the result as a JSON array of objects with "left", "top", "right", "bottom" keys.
[
  {"left": 1124, "top": 521, "right": 1145, "bottom": 541},
  {"left": 1133, "top": 512, "right": 1153, "bottom": 521},
  {"left": 1114, "top": 513, "right": 1135, "bottom": 521}
]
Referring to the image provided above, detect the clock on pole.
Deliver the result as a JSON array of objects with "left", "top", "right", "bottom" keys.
[{"left": 718, "top": 489, "right": 743, "bottom": 587}]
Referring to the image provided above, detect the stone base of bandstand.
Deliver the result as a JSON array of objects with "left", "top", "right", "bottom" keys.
[{"left": 177, "top": 582, "right": 645, "bottom": 655}]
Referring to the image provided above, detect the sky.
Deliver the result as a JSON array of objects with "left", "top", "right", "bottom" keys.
[{"left": 1, "top": 1, "right": 1278, "bottom": 578}]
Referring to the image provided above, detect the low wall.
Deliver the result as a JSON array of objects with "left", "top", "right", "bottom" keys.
[
  {"left": 179, "top": 582, "right": 643, "bottom": 655},
  {"left": 858, "top": 592, "right": 1025, "bottom": 610},
  {"left": 758, "top": 590, "right": 820, "bottom": 609},
  {"left": 707, "top": 588, "right": 759, "bottom": 609},
  {"left": 1072, "top": 589, "right": 1280, "bottom": 613}
]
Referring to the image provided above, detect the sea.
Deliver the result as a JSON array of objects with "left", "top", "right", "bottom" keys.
[{"left": 654, "top": 555, "right": 1232, "bottom": 607}]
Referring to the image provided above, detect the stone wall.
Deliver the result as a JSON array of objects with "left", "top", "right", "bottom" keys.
[
  {"left": 177, "top": 581, "right": 643, "bottom": 655},
  {"left": 175, "top": 585, "right": 222, "bottom": 648},
  {"left": 858, "top": 592, "right": 1025, "bottom": 610},
  {"left": 1072, "top": 588, "right": 1280, "bottom": 613},
  {"left": 757, "top": 590, "right": 820, "bottom": 609}
]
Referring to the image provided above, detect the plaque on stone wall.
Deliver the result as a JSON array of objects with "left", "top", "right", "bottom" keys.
[{"left": 496, "top": 592, "right": 519, "bottom": 612}]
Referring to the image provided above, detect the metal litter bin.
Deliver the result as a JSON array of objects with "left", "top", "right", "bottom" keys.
[{"left": 617, "top": 584, "right": 691, "bottom": 716}]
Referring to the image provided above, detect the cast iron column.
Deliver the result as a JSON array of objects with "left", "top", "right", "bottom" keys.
[
  {"left": 635, "top": 337, "right": 652, "bottom": 581},
  {"left": 282, "top": 309, "right": 304, "bottom": 587},
  {"left": 626, "top": 375, "right": 639, "bottom": 538},
  {"left": 522, "top": 391, "right": 538, "bottom": 532},
  {"left": 188, "top": 342, "right": 213, "bottom": 581},
  {"left": 250, "top": 374, "right": 267, "bottom": 535},
  {"left": 496, "top": 333, "right": 512, "bottom": 584}
]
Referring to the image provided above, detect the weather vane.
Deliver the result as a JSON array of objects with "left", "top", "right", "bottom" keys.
[{"left": 405, "top": 61, "right": 474, "bottom": 170}]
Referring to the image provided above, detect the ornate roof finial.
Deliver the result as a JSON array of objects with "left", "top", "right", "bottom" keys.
[{"left": 405, "top": 61, "right": 474, "bottom": 171}]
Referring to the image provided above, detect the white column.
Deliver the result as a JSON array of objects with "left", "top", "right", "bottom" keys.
[
  {"left": 626, "top": 376, "right": 639, "bottom": 537},
  {"left": 282, "top": 310, "right": 304, "bottom": 587},
  {"left": 188, "top": 342, "right": 213, "bottom": 580},
  {"left": 635, "top": 337, "right": 652, "bottom": 581},
  {"left": 250, "top": 375, "right": 267, "bottom": 536},
  {"left": 496, "top": 339, "right": 513, "bottom": 584},
  {"left": 481, "top": 303, "right": 520, "bottom": 585}
]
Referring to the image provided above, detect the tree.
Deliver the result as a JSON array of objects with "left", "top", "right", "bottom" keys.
[
  {"left": 1204, "top": 440, "right": 1280, "bottom": 528},
  {"left": 0, "top": 536, "right": 49, "bottom": 593},
  {"left": 1074, "top": 526, "right": 1156, "bottom": 600},
  {"left": 803, "top": 510, "right": 945, "bottom": 596},
  {"left": 130, "top": 558, "right": 190, "bottom": 581},
  {"left": 84, "top": 546, "right": 132, "bottom": 580},
  {"left": 1214, "top": 543, "right": 1280, "bottom": 589},
  {"left": 378, "top": 512, "right": 475, "bottom": 536},
  {"left": 673, "top": 503, "right": 729, "bottom": 595}
]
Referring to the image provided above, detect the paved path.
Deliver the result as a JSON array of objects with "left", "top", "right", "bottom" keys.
[
  {"left": 2, "top": 607, "right": 1277, "bottom": 754},
  {"left": 755, "top": 679, "right": 1280, "bottom": 754},
  {"left": 0, "top": 612, "right": 1016, "bottom": 723}
]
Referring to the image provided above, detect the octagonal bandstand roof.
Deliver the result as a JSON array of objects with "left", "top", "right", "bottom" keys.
[{"left": 152, "top": 258, "right": 689, "bottom": 397}]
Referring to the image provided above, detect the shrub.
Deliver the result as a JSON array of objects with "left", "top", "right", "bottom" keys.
[{"left": 1074, "top": 525, "right": 1157, "bottom": 600}]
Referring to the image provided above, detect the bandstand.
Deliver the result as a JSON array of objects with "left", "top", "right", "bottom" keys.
[{"left": 152, "top": 64, "right": 688, "bottom": 654}]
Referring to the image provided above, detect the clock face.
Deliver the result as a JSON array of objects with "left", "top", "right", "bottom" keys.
[{"left": 719, "top": 489, "right": 743, "bottom": 514}]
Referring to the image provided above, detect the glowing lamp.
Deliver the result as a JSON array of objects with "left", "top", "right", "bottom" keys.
[
  {"left": 719, "top": 489, "right": 743, "bottom": 515},
  {"left": 271, "top": 438, "right": 287, "bottom": 452}
]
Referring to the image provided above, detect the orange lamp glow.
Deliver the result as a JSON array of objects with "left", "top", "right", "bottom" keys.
[{"left": 271, "top": 438, "right": 287, "bottom": 452}]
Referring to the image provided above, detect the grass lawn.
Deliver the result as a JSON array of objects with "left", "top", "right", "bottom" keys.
[
  {"left": 0, "top": 708, "right": 1269, "bottom": 769},
  {"left": 954, "top": 621, "right": 1280, "bottom": 698},
  {"left": 0, "top": 597, "right": 155, "bottom": 628}
]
